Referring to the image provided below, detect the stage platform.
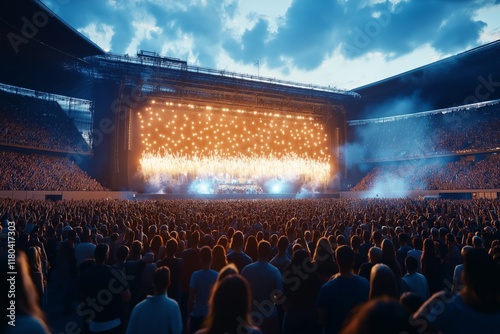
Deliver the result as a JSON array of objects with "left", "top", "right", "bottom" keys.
[{"left": 132, "top": 192, "right": 341, "bottom": 200}]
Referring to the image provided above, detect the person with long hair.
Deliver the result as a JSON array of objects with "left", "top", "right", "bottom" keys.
[
  {"left": 26, "top": 246, "right": 46, "bottom": 307},
  {"left": 244, "top": 235, "right": 259, "bottom": 262},
  {"left": 340, "top": 297, "right": 417, "bottom": 334},
  {"left": 216, "top": 263, "right": 239, "bottom": 282},
  {"left": 369, "top": 263, "right": 398, "bottom": 300},
  {"left": 1, "top": 251, "right": 50, "bottom": 334},
  {"left": 380, "top": 239, "right": 402, "bottom": 296},
  {"left": 312, "top": 237, "right": 338, "bottom": 284},
  {"left": 421, "top": 238, "right": 443, "bottom": 295},
  {"left": 149, "top": 234, "right": 164, "bottom": 261},
  {"left": 210, "top": 244, "right": 228, "bottom": 272},
  {"left": 358, "top": 246, "right": 382, "bottom": 281},
  {"left": 195, "top": 275, "right": 262, "bottom": 334}
]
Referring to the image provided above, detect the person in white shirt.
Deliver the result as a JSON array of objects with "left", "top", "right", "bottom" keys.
[
  {"left": 452, "top": 245, "right": 473, "bottom": 292},
  {"left": 406, "top": 237, "right": 423, "bottom": 273},
  {"left": 401, "top": 256, "right": 429, "bottom": 301},
  {"left": 127, "top": 266, "right": 183, "bottom": 334},
  {"left": 75, "top": 229, "right": 96, "bottom": 266}
]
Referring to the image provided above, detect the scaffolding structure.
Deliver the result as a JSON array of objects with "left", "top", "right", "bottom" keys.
[{"left": 76, "top": 53, "right": 359, "bottom": 118}]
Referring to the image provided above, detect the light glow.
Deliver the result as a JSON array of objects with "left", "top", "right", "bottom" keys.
[{"left": 138, "top": 101, "right": 332, "bottom": 191}]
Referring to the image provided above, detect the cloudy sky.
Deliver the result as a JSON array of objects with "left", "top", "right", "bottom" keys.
[{"left": 42, "top": 0, "right": 500, "bottom": 90}]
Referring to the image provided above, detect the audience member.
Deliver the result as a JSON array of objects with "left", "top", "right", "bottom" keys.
[
  {"left": 406, "top": 237, "right": 423, "bottom": 272},
  {"left": 281, "top": 249, "right": 322, "bottom": 334},
  {"left": 210, "top": 244, "right": 227, "bottom": 272},
  {"left": 126, "top": 266, "right": 183, "bottom": 334},
  {"left": 369, "top": 264, "right": 398, "bottom": 299},
  {"left": 2, "top": 196, "right": 500, "bottom": 334},
  {"left": 241, "top": 240, "right": 283, "bottom": 334},
  {"left": 1, "top": 251, "right": 50, "bottom": 334},
  {"left": 270, "top": 235, "right": 291, "bottom": 274},
  {"left": 340, "top": 297, "right": 417, "bottom": 334},
  {"left": 401, "top": 256, "right": 429, "bottom": 301},
  {"left": 79, "top": 244, "right": 131, "bottom": 333},
  {"left": 188, "top": 246, "right": 218, "bottom": 334},
  {"left": 195, "top": 275, "right": 262, "bottom": 334},
  {"left": 380, "top": 239, "right": 402, "bottom": 295},
  {"left": 421, "top": 238, "right": 443, "bottom": 295},
  {"left": 452, "top": 245, "right": 473, "bottom": 292},
  {"left": 313, "top": 237, "right": 338, "bottom": 284},
  {"left": 227, "top": 231, "right": 253, "bottom": 273},
  {"left": 414, "top": 249, "right": 500, "bottom": 333},
  {"left": 318, "top": 245, "right": 369, "bottom": 334},
  {"left": 358, "top": 246, "right": 382, "bottom": 281}
]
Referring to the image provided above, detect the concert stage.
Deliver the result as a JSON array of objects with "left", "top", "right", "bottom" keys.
[{"left": 132, "top": 192, "right": 340, "bottom": 200}]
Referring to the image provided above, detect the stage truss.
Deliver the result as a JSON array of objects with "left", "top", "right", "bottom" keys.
[{"left": 72, "top": 52, "right": 359, "bottom": 193}]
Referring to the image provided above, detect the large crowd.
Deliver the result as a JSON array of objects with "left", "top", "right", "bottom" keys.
[
  {"left": 0, "top": 151, "right": 108, "bottom": 191},
  {"left": 1, "top": 197, "right": 500, "bottom": 333},
  {"left": 350, "top": 102, "right": 500, "bottom": 161},
  {"left": 0, "top": 91, "right": 91, "bottom": 153},
  {"left": 352, "top": 154, "right": 500, "bottom": 191}
]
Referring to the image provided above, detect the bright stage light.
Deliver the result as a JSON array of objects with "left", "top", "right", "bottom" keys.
[
  {"left": 138, "top": 102, "right": 332, "bottom": 192},
  {"left": 271, "top": 184, "right": 282, "bottom": 194},
  {"left": 188, "top": 180, "right": 214, "bottom": 194}
]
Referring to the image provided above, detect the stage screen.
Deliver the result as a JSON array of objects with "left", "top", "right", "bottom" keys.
[{"left": 135, "top": 100, "right": 332, "bottom": 194}]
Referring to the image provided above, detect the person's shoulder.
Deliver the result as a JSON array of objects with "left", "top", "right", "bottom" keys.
[
  {"left": 359, "top": 262, "right": 372, "bottom": 270},
  {"left": 266, "top": 261, "right": 282, "bottom": 274},
  {"left": 181, "top": 248, "right": 196, "bottom": 257},
  {"left": 80, "top": 262, "right": 102, "bottom": 278},
  {"left": 329, "top": 274, "right": 369, "bottom": 290},
  {"left": 226, "top": 250, "right": 238, "bottom": 259},
  {"left": 241, "top": 261, "right": 256, "bottom": 273},
  {"left": 191, "top": 269, "right": 202, "bottom": 278},
  {"left": 159, "top": 294, "right": 181, "bottom": 309},
  {"left": 414, "top": 290, "right": 458, "bottom": 316},
  {"left": 415, "top": 272, "right": 427, "bottom": 279},
  {"left": 166, "top": 294, "right": 180, "bottom": 305},
  {"left": 321, "top": 274, "right": 340, "bottom": 288},
  {"left": 156, "top": 259, "right": 167, "bottom": 267},
  {"left": 352, "top": 274, "right": 370, "bottom": 285},
  {"left": 131, "top": 296, "right": 149, "bottom": 311}
]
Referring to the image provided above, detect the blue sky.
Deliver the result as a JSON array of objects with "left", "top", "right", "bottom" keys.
[{"left": 42, "top": 0, "right": 500, "bottom": 90}]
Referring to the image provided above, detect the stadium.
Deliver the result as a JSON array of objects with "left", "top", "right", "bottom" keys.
[
  {"left": 1, "top": 1, "right": 500, "bottom": 200},
  {"left": 1, "top": 1, "right": 500, "bottom": 334}
]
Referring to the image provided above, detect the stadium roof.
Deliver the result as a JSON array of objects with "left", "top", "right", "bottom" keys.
[
  {"left": 2, "top": 0, "right": 499, "bottom": 118},
  {"left": 348, "top": 39, "right": 500, "bottom": 120},
  {"left": 0, "top": 0, "right": 104, "bottom": 99}
]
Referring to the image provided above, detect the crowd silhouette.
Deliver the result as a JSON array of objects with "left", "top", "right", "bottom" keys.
[
  {"left": 1, "top": 197, "right": 500, "bottom": 333},
  {"left": 349, "top": 102, "right": 500, "bottom": 162},
  {"left": 352, "top": 154, "right": 500, "bottom": 191},
  {"left": 0, "top": 151, "right": 107, "bottom": 191},
  {"left": 0, "top": 91, "right": 91, "bottom": 153}
]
